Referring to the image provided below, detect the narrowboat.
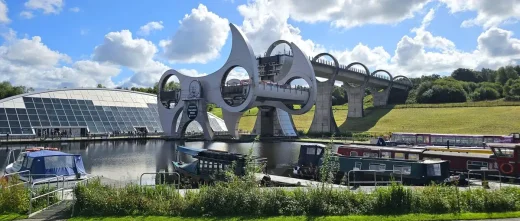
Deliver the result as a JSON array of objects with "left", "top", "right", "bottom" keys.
[
  {"left": 172, "top": 146, "right": 267, "bottom": 185},
  {"left": 4, "top": 147, "right": 88, "bottom": 183},
  {"left": 294, "top": 145, "right": 453, "bottom": 185}
]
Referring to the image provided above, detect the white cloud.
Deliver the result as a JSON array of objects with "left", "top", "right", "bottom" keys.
[
  {"left": 120, "top": 61, "right": 171, "bottom": 87},
  {"left": 178, "top": 68, "right": 207, "bottom": 77},
  {"left": 93, "top": 30, "right": 157, "bottom": 68},
  {"left": 477, "top": 27, "right": 520, "bottom": 57},
  {"left": 24, "top": 0, "right": 63, "bottom": 14},
  {"left": 0, "top": 0, "right": 9, "bottom": 23},
  {"left": 0, "top": 30, "right": 121, "bottom": 89},
  {"left": 0, "top": 34, "right": 71, "bottom": 68},
  {"left": 238, "top": 0, "right": 324, "bottom": 57},
  {"left": 20, "top": 11, "right": 34, "bottom": 19},
  {"left": 239, "top": 0, "right": 430, "bottom": 30},
  {"left": 160, "top": 4, "right": 229, "bottom": 64},
  {"left": 69, "top": 7, "right": 80, "bottom": 12},
  {"left": 440, "top": 0, "right": 520, "bottom": 28},
  {"left": 138, "top": 21, "right": 164, "bottom": 36}
]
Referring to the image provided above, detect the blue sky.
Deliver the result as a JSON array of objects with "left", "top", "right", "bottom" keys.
[{"left": 0, "top": 0, "right": 519, "bottom": 89}]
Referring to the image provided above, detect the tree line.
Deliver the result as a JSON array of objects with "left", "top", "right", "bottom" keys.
[{"left": 0, "top": 81, "right": 34, "bottom": 100}]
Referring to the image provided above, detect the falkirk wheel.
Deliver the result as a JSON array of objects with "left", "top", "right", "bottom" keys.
[{"left": 157, "top": 23, "right": 317, "bottom": 140}]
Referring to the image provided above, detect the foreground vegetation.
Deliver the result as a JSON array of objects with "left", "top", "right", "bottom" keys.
[
  {"left": 0, "top": 177, "right": 59, "bottom": 218},
  {"left": 69, "top": 211, "right": 520, "bottom": 221},
  {"left": 73, "top": 179, "right": 520, "bottom": 217}
]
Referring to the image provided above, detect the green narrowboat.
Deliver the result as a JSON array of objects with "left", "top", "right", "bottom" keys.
[
  {"left": 294, "top": 145, "right": 452, "bottom": 185},
  {"left": 172, "top": 146, "right": 266, "bottom": 186}
]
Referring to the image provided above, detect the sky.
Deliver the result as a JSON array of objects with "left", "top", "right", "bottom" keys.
[{"left": 0, "top": 0, "right": 519, "bottom": 90}]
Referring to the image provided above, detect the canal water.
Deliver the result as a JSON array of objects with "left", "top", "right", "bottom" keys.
[{"left": 0, "top": 140, "right": 332, "bottom": 184}]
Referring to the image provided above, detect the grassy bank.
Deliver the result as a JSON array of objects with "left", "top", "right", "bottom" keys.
[
  {"left": 69, "top": 211, "right": 520, "bottom": 221},
  {"left": 211, "top": 105, "right": 520, "bottom": 135}
]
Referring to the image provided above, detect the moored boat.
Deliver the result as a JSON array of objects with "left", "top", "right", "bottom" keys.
[{"left": 4, "top": 147, "right": 88, "bottom": 183}]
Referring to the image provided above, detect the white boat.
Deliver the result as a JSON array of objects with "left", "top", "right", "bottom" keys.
[{"left": 4, "top": 147, "right": 88, "bottom": 183}]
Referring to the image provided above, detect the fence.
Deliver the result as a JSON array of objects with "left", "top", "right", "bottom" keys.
[
  {"left": 346, "top": 169, "right": 403, "bottom": 187},
  {"left": 139, "top": 172, "right": 181, "bottom": 188}
]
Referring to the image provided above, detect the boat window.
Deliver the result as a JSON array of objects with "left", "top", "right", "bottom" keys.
[
  {"left": 467, "top": 161, "right": 488, "bottom": 170},
  {"left": 381, "top": 152, "right": 391, "bottom": 158},
  {"left": 432, "top": 136, "right": 442, "bottom": 145},
  {"left": 44, "top": 156, "right": 75, "bottom": 169},
  {"left": 494, "top": 138, "right": 502, "bottom": 143},
  {"left": 424, "top": 136, "right": 430, "bottom": 144},
  {"left": 369, "top": 163, "right": 386, "bottom": 171},
  {"left": 363, "top": 152, "right": 377, "bottom": 158},
  {"left": 26, "top": 157, "right": 34, "bottom": 169},
  {"left": 427, "top": 164, "right": 442, "bottom": 176},
  {"left": 408, "top": 154, "right": 419, "bottom": 160},
  {"left": 306, "top": 147, "right": 317, "bottom": 155},
  {"left": 417, "top": 136, "right": 424, "bottom": 143},
  {"left": 393, "top": 165, "right": 411, "bottom": 175},
  {"left": 394, "top": 152, "right": 405, "bottom": 159},
  {"left": 350, "top": 151, "right": 358, "bottom": 157},
  {"left": 354, "top": 162, "right": 362, "bottom": 170},
  {"left": 16, "top": 153, "right": 26, "bottom": 163},
  {"left": 493, "top": 148, "right": 514, "bottom": 158}
]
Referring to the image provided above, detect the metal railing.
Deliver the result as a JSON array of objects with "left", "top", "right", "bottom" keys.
[
  {"left": 467, "top": 169, "right": 501, "bottom": 190},
  {"left": 346, "top": 169, "right": 403, "bottom": 187},
  {"left": 4, "top": 170, "right": 31, "bottom": 188},
  {"left": 28, "top": 175, "right": 66, "bottom": 216},
  {"left": 140, "top": 172, "right": 181, "bottom": 188}
]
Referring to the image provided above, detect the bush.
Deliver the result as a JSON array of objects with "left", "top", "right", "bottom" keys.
[
  {"left": 72, "top": 179, "right": 520, "bottom": 217},
  {"left": 471, "top": 87, "right": 500, "bottom": 101},
  {"left": 416, "top": 79, "right": 468, "bottom": 103}
]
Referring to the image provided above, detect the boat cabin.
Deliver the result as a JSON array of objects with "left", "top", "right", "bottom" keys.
[
  {"left": 487, "top": 143, "right": 520, "bottom": 177},
  {"left": 173, "top": 146, "right": 267, "bottom": 183},
  {"left": 4, "top": 149, "right": 88, "bottom": 182},
  {"left": 337, "top": 145, "right": 424, "bottom": 160}
]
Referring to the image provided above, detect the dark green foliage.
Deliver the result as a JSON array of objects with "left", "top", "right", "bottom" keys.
[
  {"left": 0, "top": 176, "right": 59, "bottom": 215},
  {"left": 471, "top": 87, "right": 500, "bottom": 101},
  {"left": 331, "top": 86, "right": 347, "bottom": 105},
  {"left": 416, "top": 78, "right": 467, "bottom": 103},
  {"left": 496, "top": 66, "right": 519, "bottom": 85},
  {"left": 0, "top": 81, "right": 34, "bottom": 100},
  {"left": 451, "top": 68, "right": 478, "bottom": 82},
  {"left": 72, "top": 181, "right": 520, "bottom": 217},
  {"left": 130, "top": 82, "right": 181, "bottom": 95}
]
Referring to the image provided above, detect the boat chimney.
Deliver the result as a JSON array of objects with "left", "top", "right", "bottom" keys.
[{"left": 447, "top": 140, "right": 450, "bottom": 149}]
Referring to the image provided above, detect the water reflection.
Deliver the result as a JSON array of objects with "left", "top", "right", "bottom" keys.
[{"left": 0, "top": 140, "right": 329, "bottom": 184}]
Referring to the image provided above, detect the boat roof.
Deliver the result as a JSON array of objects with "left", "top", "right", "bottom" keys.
[
  {"left": 423, "top": 150, "right": 493, "bottom": 159},
  {"left": 340, "top": 144, "right": 425, "bottom": 153},
  {"left": 177, "top": 146, "right": 206, "bottom": 156},
  {"left": 26, "top": 150, "right": 79, "bottom": 158},
  {"left": 392, "top": 132, "right": 509, "bottom": 137},
  {"left": 486, "top": 143, "right": 520, "bottom": 149}
]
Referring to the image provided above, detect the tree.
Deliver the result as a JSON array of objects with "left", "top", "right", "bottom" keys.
[
  {"left": 416, "top": 78, "right": 468, "bottom": 103},
  {"left": 471, "top": 87, "right": 500, "bottom": 101},
  {"left": 331, "top": 86, "right": 347, "bottom": 105},
  {"left": 451, "top": 68, "right": 478, "bottom": 82},
  {"left": 480, "top": 68, "right": 497, "bottom": 82},
  {"left": 0, "top": 81, "right": 34, "bottom": 100},
  {"left": 496, "top": 66, "right": 519, "bottom": 85},
  {"left": 96, "top": 84, "right": 106, "bottom": 88}
]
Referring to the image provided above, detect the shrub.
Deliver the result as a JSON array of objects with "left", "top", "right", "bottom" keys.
[{"left": 471, "top": 87, "right": 500, "bottom": 101}]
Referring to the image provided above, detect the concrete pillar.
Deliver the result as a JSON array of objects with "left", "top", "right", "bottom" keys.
[
  {"left": 174, "top": 100, "right": 214, "bottom": 140},
  {"left": 344, "top": 85, "right": 366, "bottom": 118},
  {"left": 222, "top": 109, "right": 243, "bottom": 138},
  {"left": 308, "top": 81, "right": 338, "bottom": 134},
  {"left": 369, "top": 88, "right": 391, "bottom": 107},
  {"left": 252, "top": 107, "right": 297, "bottom": 137}
]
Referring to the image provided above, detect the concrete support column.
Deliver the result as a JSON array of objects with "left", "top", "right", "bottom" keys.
[
  {"left": 308, "top": 81, "right": 338, "bottom": 134},
  {"left": 344, "top": 85, "right": 366, "bottom": 118},
  {"left": 175, "top": 100, "right": 214, "bottom": 140},
  {"left": 222, "top": 109, "right": 243, "bottom": 138},
  {"left": 369, "top": 88, "right": 391, "bottom": 107},
  {"left": 252, "top": 107, "right": 297, "bottom": 137}
]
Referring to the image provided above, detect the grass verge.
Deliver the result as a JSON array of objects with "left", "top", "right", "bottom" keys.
[
  {"left": 69, "top": 211, "right": 520, "bottom": 221},
  {"left": 0, "top": 214, "right": 25, "bottom": 221}
]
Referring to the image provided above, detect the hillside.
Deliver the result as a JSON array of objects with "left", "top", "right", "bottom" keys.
[{"left": 210, "top": 105, "right": 520, "bottom": 135}]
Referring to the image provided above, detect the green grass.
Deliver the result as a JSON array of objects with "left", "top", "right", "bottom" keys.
[
  {"left": 211, "top": 102, "right": 520, "bottom": 135},
  {"left": 0, "top": 214, "right": 25, "bottom": 221},
  {"left": 69, "top": 211, "right": 520, "bottom": 221}
]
